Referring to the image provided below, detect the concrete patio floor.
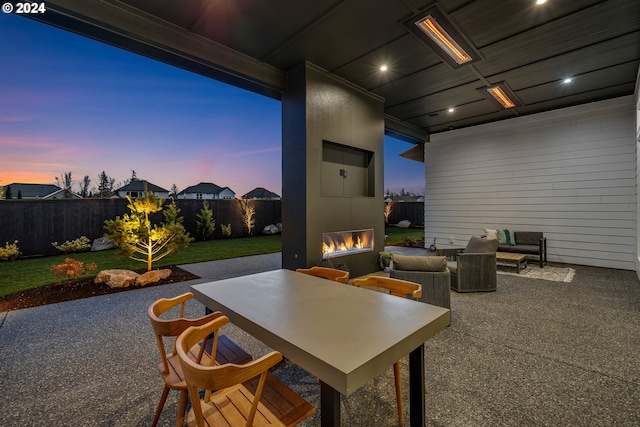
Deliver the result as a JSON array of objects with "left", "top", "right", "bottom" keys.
[{"left": 1, "top": 251, "right": 639, "bottom": 426}]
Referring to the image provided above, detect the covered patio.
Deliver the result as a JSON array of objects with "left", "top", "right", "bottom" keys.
[{"left": 1, "top": 252, "right": 638, "bottom": 426}]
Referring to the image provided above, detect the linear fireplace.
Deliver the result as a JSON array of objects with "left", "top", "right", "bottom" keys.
[{"left": 322, "top": 229, "right": 374, "bottom": 259}]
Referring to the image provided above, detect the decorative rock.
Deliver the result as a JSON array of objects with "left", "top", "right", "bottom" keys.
[
  {"left": 95, "top": 269, "right": 139, "bottom": 288},
  {"left": 137, "top": 269, "right": 172, "bottom": 286},
  {"left": 397, "top": 220, "right": 412, "bottom": 229},
  {"left": 91, "top": 237, "right": 118, "bottom": 252},
  {"left": 263, "top": 224, "right": 279, "bottom": 235}
]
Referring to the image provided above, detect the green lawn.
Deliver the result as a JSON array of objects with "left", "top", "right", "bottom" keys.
[
  {"left": 0, "top": 235, "right": 282, "bottom": 297},
  {"left": 0, "top": 226, "right": 425, "bottom": 298},
  {"left": 384, "top": 225, "right": 424, "bottom": 246}
]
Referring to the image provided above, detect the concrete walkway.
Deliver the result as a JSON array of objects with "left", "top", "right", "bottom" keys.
[{"left": 1, "top": 252, "right": 639, "bottom": 426}]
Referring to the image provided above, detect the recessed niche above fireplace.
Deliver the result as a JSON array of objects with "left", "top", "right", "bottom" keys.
[
  {"left": 322, "top": 140, "right": 374, "bottom": 197},
  {"left": 322, "top": 229, "right": 375, "bottom": 259}
]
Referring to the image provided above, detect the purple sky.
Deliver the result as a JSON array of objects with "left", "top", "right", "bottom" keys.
[{"left": 0, "top": 13, "right": 424, "bottom": 197}]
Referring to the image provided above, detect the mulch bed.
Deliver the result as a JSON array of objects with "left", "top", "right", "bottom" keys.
[{"left": 0, "top": 266, "right": 200, "bottom": 312}]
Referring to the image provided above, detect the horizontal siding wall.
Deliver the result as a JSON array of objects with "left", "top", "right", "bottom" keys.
[{"left": 426, "top": 96, "right": 636, "bottom": 270}]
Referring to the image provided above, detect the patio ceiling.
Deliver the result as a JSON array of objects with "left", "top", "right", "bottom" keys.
[{"left": 33, "top": 0, "right": 640, "bottom": 140}]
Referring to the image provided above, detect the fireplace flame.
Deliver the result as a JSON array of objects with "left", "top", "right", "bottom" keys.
[{"left": 322, "top": 229, "right": 374, "bottom": 258}]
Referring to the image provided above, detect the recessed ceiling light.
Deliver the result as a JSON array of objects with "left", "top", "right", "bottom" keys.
[
  {"left": 448, "top": 108, "right": 455, "bottom": 113},
  {"left": 563, "top": 78, "right": 573, "bottom": 84},
  {"left": 380, "top": 65, "right": 388, "bottom": 72},
  {"left": 536, "top": 0, "right": 547, "bottom": 5}
]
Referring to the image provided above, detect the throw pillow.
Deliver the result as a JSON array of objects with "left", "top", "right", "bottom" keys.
[
  {"left": 484, "top": 228, "right": 498, "bottom": 240},
  {"left": 498, "top": 229, "right": 508, "bottom": 245},
  {"left": 498, "top": 229, "right": 516, "bottom": 245},
  {"left": 392, "top": 254, "right": 447, "bottom": 272}
]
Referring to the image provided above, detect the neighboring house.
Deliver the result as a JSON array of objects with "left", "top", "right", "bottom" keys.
[
  {"left": 242, "top": 187, "right": 281, "bottom": 200},
  {"left": 177, "top": 182, "right": 235, "bottom": 200},
  {"left": 388, "top": 195, "right": 424, "bottom": 203},
  {"left": 113, "top": 180, "right": 170, "bottom": 199},
  {"left": 393, "top": 196, "right": 424, "bottom": 203},
  {"left": 2, "top": 183, "right": 82, "bottom": 199}
]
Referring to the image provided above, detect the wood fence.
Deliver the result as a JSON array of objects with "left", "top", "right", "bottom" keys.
[
  {"left": 387, "top": 201, "right": 424, "bottom": 227},
  {"left": 0, "top": 199, "right": 422, "bottom": 256},
  {"left": 0, "top": 198, "right": 281, "bottom": 256}
]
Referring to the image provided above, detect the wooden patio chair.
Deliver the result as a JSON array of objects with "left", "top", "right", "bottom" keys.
[
  {"left": 176, "top": 316, "right": 316, "bottom": 427},
  {"left": 352, "top": 275, "right": 422, "bottom": 427},
  {"left": 148, "top": 292, "right": 253, "bottom": 427},
  {"left": 296, "top": 266, "right": 349, "bottom": 283}
]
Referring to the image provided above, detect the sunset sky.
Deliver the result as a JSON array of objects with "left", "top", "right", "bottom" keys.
[{"left": 0, "top": 13, "right": 424, "bottom": 197}]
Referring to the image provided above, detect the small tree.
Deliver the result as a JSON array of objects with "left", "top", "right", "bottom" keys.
[
  {"left": 79, "top": 175, "right": 91, "bottom": 198},
  {"left": 104, "top": 190, "right": 192, "bottom": 271},
  {"left": 17, "top": 190, "right": 22, "bottom": 199},
  {"left": 384, "top": 202, "right": 393, "bottom": 224},
  {"left": 238, "top": 199, "right": 256, "bottom": 236},
  {"left": 196, "top": 201, "right": 216, "bottom": 240},
  {"left": 163, "top": 200, "right": 183, "bottom": 225},
  {"left": 170, "top": 184, "right": 179, "bottom": 199},
  {"left": 5, "top": 185, "right": 12, "bottom": 199},
  {"left": 97, "top": 171, "right": 116, "bottom": 197}
]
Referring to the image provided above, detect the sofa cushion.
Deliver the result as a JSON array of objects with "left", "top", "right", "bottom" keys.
[
  {"left": 510, "top": 244, "right": 540, "bottom": 255},
  {"left": 465, "top": 236, "right": 499, "bottom": 254},
  {"left": 514, "top": 231, "right": 542, "bottom": 246},
  {"left": 392, "top": 254, "right": 447, "bottom": 272}
]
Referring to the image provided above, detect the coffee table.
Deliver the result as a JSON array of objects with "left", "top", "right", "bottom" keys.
[
  {"left": 496, "top": 252, "right": 528, "bottom": 273},
  {"left": 191, "top": 269, "right": 450, "bottom": 427}
]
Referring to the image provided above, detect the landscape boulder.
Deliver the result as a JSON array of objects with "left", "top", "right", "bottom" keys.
[
  {"left": 263, "top": 224, "right": 279, "bottom": 235},
  {"left": 95, "top": 269, "right": 139, "bottom": 288},
  {"left": 397, "top": 220, "right": 412, "bottom": 229},
  {"left": 137, "top": 269, "right": 172, "bottom": 286},
  {"left": 91, "top": 237, "right": 118, "bottom": 252}
]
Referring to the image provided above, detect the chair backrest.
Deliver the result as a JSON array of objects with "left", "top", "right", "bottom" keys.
[
  {"left": 296, "top": 266, "right": 349, "bottom": 283},
  {"left": 352, "top": 276, "right": 422, "bottom": 300},
  {"left": 176, "top": 317, "right": 283, "bottom": 427},
  {"left": 148, "top": 292, "right": 222, "bottom": 375},
  {"left": 464, "top": 236, "right": 499, "bottom": 253}
]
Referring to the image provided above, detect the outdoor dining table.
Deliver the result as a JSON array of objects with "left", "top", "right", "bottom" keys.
[{"left": 191, "top": 268, "right": 450, "bottom": 427}]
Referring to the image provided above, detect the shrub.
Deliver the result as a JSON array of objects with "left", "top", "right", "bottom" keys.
[
  {"left": 50, "top": 258, "right": 97, "bottom": 280},
  {"left": 0, "top": 240, "right": 21, "bottom": 261},
  {"left": 52, "top": 236, "right": 91, "bottom": 253},
  {"left": 402, "top": 236, "right": 419, "bottom": 247},
  {"left": 221, "top": 223, "right": 232, "bottom": 238}
]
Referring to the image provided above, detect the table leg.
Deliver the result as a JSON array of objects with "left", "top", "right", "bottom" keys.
[
  {"left": 409, "top": 344, "right": 425, "bottom": 427},
  {"left": 320, "top": 381, "right": 340, "bottom": 427}
]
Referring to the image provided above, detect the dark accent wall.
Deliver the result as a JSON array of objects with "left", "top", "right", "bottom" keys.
[{"left": 282, "top": 62, "right": 385, "bottom": 278}]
